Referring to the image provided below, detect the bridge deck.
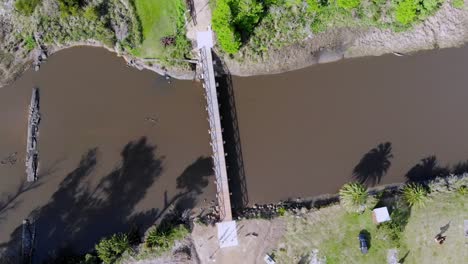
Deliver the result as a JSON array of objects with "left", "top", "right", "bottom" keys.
[{"left": 199, "top": 45, "right": 232, "bottom": 221}]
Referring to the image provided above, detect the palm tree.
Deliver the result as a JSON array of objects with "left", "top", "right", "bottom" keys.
[
  {"left": 339, "top": 182, "right": 369, "bottom": 213},
  {"left": 402, "top": 183, "right": 428, "bottom": 208}
]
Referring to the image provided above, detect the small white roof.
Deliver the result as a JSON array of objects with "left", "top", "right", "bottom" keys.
[
  {"left": 373, "top": 207, "right": 391, "bottom": 223},
  {"left": 217, "top": 220, "right": 238, "bottom": 248},
  {"left": 196, "top": 31, "right": 214, "bottom": 49}
]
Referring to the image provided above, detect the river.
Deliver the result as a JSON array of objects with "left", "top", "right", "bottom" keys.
[{"left": 1, "top": 45, "right": 468, "bottom": 260}]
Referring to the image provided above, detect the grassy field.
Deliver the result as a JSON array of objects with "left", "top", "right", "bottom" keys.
[
  {"left": 134, "top": 0, "right": 186, "bottom": 58},
  {"left": 275, "top": 191, "right": 467, "bottom": 263},
  {"left": 404, "top": 192, "right": 468, "bottom": 263}
]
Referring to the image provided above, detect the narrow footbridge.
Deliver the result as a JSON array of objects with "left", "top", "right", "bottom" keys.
[
  {"left": 197, "top": 30, "right": 238, "bottom": 248},
  {"left": 197, "top": 32, "right": 232, "bottom": 222}
]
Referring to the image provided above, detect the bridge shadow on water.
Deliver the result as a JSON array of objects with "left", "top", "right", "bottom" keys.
[
  {"left": 212, "top": 52, "right": 249, "bottom": 212},
  {"left": 0, "top": 137, "right": 213, "bottom": 263}
]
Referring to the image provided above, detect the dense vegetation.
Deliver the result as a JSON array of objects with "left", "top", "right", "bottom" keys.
[
  {"left": 11, "top": 0, "right": 190, "bottom": 69},
  {"left": 212, "top": 0, "right": 448, "bottom": 57},
  {"left": 15, "top": 0, "right": 41, "bottom": 15}
]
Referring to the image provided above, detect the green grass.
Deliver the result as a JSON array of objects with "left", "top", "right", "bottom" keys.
[
  {"left": 403, "top": 192, "right": 468, "bottom": 263},
  {"left": 276, "top": 206, "right": 396, "bottom": 263},
  {"left": 452, "top": 0, "right": 465, "bottom": 8},
  {"left": 274, "top": 190, "right": 467, "bottom": 263},
  {"left": 134, "top": 0, "right": 186, "bottom": 58}
]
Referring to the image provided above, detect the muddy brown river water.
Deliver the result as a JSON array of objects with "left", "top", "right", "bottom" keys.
[{"left": 1, "top": 46, "right": 468, "bottom": 260}]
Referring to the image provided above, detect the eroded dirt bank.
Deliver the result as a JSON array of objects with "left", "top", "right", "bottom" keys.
[{"left": 225, "top": 3, "right": 468, "bottom": 77}]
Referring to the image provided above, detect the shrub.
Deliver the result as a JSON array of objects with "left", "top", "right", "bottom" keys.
[
  {"left": 58, "top": 0, "right": 83, "bottom": 16},
  {"left": 24, "top": 36, "right": 36, "bottom": 51},
  {"left": 278, "top": 206, "right": 286, "bottom": 216},
  {"left": 452, "top": 0, "right": 465, "bottom": 8},
  {"left": 337, "top": 0, "right": 361, "bottom": 9},
  {"left": 15, "top": 0, "right": 41, "bottom": 15},
  {"left": 457, "top": 185, "right": 467, "bottom": 195},
  {"left": 95, "top": 233, "right": 130, "bottom": 264},
  {"left": 394, "top": 0, "right": 418, "bottom": 25},
  {"left": 212, "top": 0, "right": 241, "bottom": 54},
  {"left": 402, "top": 183, "right": 428, "bottom": 207},
  {"left": 232, "top": 0, "right": 264, "bottom": 36},
  {"left": 339, "top": 182, "right": 369, "bottom": 213},
  {"left": 83, "top": 5, "right": 99, "bottom": 21},
  {"left": 145, "top": 224, "right": 189, "bottom": 252}
]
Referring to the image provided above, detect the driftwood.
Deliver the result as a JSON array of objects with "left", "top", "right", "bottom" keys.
[{"left": 25, "top": 88, "right": 40, "bottom": 182}]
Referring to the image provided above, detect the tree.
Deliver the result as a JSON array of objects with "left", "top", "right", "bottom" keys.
[
  {"left": 339, "top": 182, "right": 369, "bottom": 213},
  {"left": 402, "top": 183, "right": 428, "bottom": 207},
  {"left": 95, "top": 233, "right": 130, "bottom": 264},
  {"left": 212, "top": 0, "right": 241, "bottom": 54}
]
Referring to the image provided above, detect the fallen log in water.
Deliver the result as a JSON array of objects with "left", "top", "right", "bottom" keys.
[{"left": 26, "top": 88, "right": 40, "bottom": 182}]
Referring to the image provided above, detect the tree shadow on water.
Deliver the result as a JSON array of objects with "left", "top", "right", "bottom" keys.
[
  {"left": 353, "top": 142, "right": 393, "bottom": 186},
  {"left": 405, "top": 156, "right": 450, "bottom": 183},
  {"left": 1, "top": 137, "right": 164, "bottom": 263}
]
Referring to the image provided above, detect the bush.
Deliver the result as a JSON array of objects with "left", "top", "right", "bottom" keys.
[
  {"left": 145, "top": 224, "right": 189, "bottom": 252},
  {"left": 402, "top": 183, "right": 428, "bottom": 207},
  {"left": 212, "top": 0, "right": 241, "bottom": 54},
  {"left": 58, "top": 0, "right": 83, "bottom": 16},
  {"left": 15, "top": 0, "right": 40, "bottom": 15},
  {"left": 394, "top": 0, "right": 418, "bottom": 25},
  {"left": 337, "top": 0, "right": 361, "bottom": 9},
  {"left": 278, "top": 206, "right": 286, "bottom": 216},
  {"left": 452, "top": 0, "right": 465, "bottom": 8},
  {"left": 24, "top": 36, "right": 36, "bottom": 52},
  {"left": 95, "top": 233, "right": 130, "bottom": 264},
  {"left": 457, "top": 185, "right": 467, "bottom": 195},
  {"left": 83, "top": 5, "right": 99, "bottom": 21},
  {"left": 339, "top": 182, "right": 369, "bottom": 213}
]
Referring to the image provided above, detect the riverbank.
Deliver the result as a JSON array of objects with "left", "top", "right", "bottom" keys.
[
  {"left": 224, "top": 2, "right": 468, "bottom": 76},
  {"left": 1, "top": 0, "right": 467, "bottom": 88},
  {"left": 0, "top": 0, "right": 195, "bottom": 89}
]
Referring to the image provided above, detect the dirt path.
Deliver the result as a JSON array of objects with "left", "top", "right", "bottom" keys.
[{"left": 186, "top": 0, "right": 213, "bottom": 45}]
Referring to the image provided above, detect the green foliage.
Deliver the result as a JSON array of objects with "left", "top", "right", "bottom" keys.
[
  {"left": 232, "top": 0, "right": 264, "bottom": 36},
  {"left": 339, "top": 182, "right": 369, "bottom": 212},
  {"left": 457, "top": 185, "right": 467, "bottom": 195},
  {"left": 145, "top": 224, "right": 189, "bottom": 252},
  {"left": 15, "top": 0, "right": 41, "bottom": 15},
  {"left": 83, "top": 5, "right": 99, "bottom": 21},
  {"left": 278, "top": 206, "right": 286, "bottom": 216},
  {"left": 337, "top": 0, "right": 361, "bottom": 9},
  {"left": 24, "top": 36, "right": 36, "bottom": 52},
  {"left": 212, "top": 0, "right": 241, "bottom": 54},
  {"left": 394, "top": 0, "right": 418, "bottom": 25},
  {"left": 377, "top": 202, "right": 410, "bottom": 247},
  {"left": 57, "top": 0, "right": 83, "bottom": 16},
  {"left": 402, "top": 183, "right": 428, "bottom": 207},
  {"left": 95, "top": 233, "right": 130, "bottom": 264},
  {"left": 452, "top": 0, "right": 465, "bottom": 8}
]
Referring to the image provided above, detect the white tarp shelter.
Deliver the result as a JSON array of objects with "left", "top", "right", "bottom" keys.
[{"left": 372, "top": 207, "right": 391, "bottom": 223}]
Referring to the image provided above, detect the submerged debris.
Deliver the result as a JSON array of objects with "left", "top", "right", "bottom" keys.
[{"left": 26, "top": 87, "right": 40, "bottom": 182}]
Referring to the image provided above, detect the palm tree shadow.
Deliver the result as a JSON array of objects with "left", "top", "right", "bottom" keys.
[
  {"left": 405, "top": 156, "right": 450, "bottom": 182},
  {"left": 353, "top": 142, "right": 393, "bottom": 186}
]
